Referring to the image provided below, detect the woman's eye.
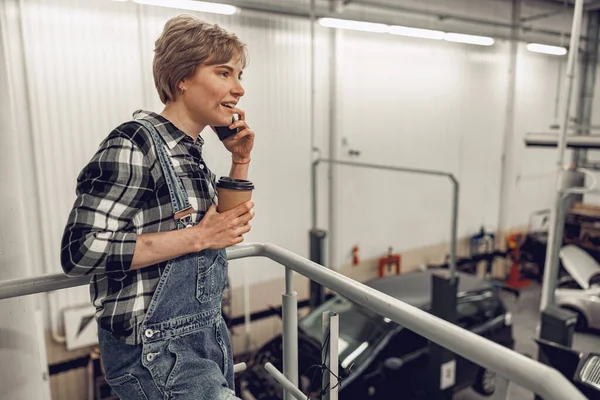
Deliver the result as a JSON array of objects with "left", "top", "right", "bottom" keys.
[{"left": 220, "top": 71, "right": 229, "bottom": 78}]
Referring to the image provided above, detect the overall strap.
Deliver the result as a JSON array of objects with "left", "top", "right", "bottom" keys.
[{"left": 132, "top": 119, "right": 194, "bottom": 224}]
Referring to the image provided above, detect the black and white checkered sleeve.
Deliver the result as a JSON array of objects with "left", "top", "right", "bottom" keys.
[{"left": 60, "top": 135, "right": 153, "bottom": 277}]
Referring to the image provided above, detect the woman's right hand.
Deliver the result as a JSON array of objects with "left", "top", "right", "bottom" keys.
[{"left": 193, "top": 201, "right": 255, "bottom": 250}]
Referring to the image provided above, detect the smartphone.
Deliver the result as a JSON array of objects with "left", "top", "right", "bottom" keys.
[{"left": 214, "top": 114, "right": 239, "bottom": 141}]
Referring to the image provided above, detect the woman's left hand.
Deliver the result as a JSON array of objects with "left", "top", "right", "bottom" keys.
[{"left": 219, "top": 108, "right": 254, "bottom": 163}]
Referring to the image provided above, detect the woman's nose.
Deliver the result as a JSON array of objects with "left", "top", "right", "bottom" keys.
[{"left": 232, "top": 81, "right": 245, "bottom": 97}]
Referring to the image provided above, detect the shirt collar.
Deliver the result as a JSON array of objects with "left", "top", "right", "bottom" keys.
[{"left": 133, "top": 109, "right": 204, "bottom": 150}]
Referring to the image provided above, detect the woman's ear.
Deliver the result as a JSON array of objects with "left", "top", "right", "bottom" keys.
[{"left": 178, "top": 79, "right": 187, "bottom": 93}]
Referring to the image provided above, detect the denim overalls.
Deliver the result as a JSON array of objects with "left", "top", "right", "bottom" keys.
[{"left": 98, "top": 119, "right": 239, "bottom": 400}]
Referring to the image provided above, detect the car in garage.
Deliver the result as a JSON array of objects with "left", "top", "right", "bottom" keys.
[
  {"left": 238, "top": 270, "right": 515, "bottom": 399},
  {"left": 556, "top": 245, "right": 600, "bottom": 331}
]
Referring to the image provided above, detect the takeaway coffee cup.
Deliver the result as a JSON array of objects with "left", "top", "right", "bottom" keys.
[{"left": 216, "top": 177, "right": 255, "bottom": 212}]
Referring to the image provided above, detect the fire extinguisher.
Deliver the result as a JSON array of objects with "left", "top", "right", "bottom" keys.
[{"left": 352, "top": 245, "right": 360, "bottom": 266}]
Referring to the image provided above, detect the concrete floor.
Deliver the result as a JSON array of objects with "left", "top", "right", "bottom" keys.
[{"left": 455, "top": 282, "right": 600, "bottom": 400}]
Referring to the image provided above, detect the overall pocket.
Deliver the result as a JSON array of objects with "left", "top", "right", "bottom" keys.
[
  {"left": 105, "top": 373, "right": 149, "bottom": 400},
  {"left": 196, "top": 251, "right": 228, "bottom": 304}
]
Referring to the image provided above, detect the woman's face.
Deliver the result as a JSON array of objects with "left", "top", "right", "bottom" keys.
[{"left": 180, "top": 54, "right": 245, "bottom": 128}]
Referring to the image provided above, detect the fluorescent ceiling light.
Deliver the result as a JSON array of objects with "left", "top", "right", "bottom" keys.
[
  {"left": 444, "top": 32, "right": 494, "bottom": 46},
  {"left": 319, "top": 17, "right": 495, "bottom": 47},
  {"left": 318, "top": 18, "right": 388, "bottom": 33},
  {"left": 132, "top": 0, "right": 237, "bottom": 15},
  {"left": 526, "top": 43, "right": 567, "bottom": 56},
  {"left": 389, "top": 25, "right": 444, "bottom": 40}
]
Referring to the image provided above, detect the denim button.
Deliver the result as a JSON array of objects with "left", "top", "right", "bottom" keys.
[
  {"left": 144, "top": 329, "right": 154, "bottom": 338},
  {"left": 146, "top": 353, "right": 155, "bottom": 362},
  {"left": 199, "top": 164, "right": 205, "bottom": 169}
]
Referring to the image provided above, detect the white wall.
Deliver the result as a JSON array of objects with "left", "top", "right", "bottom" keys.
[
  {"left": 17, "top": 0, "right": 146, "bottom": 329},
  {"left": 326, "top": 22, "right": 578, "bottom": 267},
  {"left": 502, "top": 45, "right": 577, "bottom": 229},
  {"left": 331, "top": 30, "right": 510, "bottom": 267},
  {"left": 1, "top": 0, "right": 595, "bottom": 336},
  {"left": 0, "top": 1, "right": 50, "bottom": 398}
]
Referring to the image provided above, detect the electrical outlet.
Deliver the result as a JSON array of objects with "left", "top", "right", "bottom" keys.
[{"left": 63, "top": 305, "right": 98, "bottom": 350}]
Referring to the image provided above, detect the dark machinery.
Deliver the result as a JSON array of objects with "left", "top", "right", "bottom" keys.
[{"left": 535, "top": 338, "right": 600, "bottom": 400}]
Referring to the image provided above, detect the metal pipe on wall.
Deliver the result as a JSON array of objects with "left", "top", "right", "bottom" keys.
[
  {"left": 311, "top": 159, "right": 460, "bottom": 279},
  {"left": 497, "top": 0, "right": 521, "bottom": 235},
  {"left": 552, "top": 1, "right": 569, "bottom": 125},
  {"left": 235, "top": 0, "right": 569, "bottom": 36},
  {"left": 310, "top": 0, "right": 316, "bottom": 156},
  {"left": 580, "top": 160, "right": 600, "bottom": 169},
  {"left": 540, "top": 0, "right": 586, "bottom": 312},
  {"left": 221, "top": 1, "right": 587, "bottom": 50},
  {"left": 575, "top": 10, "right": 600, "bottom": 166},
  {"left": 349, "top": 0, "right": 585, "bottom": 41},
  {"left": 521, "top": 7, "right": 569, "bottom": 24},
  {"left": 326, "top": 0, "right": 338, "bottom": 272}
]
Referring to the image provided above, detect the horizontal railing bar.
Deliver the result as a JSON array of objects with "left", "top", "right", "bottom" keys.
[
  {"left": 264, "top": 362, "right": 306, "bottom": 400},
  {"left": 0, "top": 245, "right": 256, "bottom": 300},
  {"left": 0, "top": 242, "right": 586, "bottom": 400}
]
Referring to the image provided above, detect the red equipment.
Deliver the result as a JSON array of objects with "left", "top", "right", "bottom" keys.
[
  {"left": 378, "top": 247, "right": 401, "bottom": 277},
  {"left": 505, "top": 233, "right": 531, "bottom": 289}
]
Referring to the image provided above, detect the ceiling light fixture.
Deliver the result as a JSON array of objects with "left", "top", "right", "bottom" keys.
[
  {"left": 131, "top": 0, "right": 237, "bottom": 15},
  {"left": 318, "top": 18, "right": 389, "bottom": 33},
  {"left": 526, "top": 43, "right": 567, "bottom": 56},
  {"left": 389, "top": 25, "right": 445, "bottom": 40},
  {"left": 444, "top": 32, "right": 494, "bottom": 46},
  {"left": 319, "top": 18, "right": 495, "bottom": 47}
]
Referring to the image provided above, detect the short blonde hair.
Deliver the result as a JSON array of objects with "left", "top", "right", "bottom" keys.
[{"left": 153, "top": 15, "right": 248, "bottom": 104}]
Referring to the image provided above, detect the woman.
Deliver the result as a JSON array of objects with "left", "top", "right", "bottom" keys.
[{"left": 60, "top": 14, "right": 254, "bottom": 399}]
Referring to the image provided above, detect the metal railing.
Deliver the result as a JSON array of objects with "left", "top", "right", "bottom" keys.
[{"left": 0, "top": 242, "right": 587, "bottom": 400}]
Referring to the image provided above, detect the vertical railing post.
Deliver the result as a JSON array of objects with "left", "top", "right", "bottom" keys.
[
  {"left": 322, "top": 311, "right": 339, "bottom": 400},
  {"left": 309, "top": 229, "right": 327, "bottom": 309},
  {"left": 282, "top": 267, "right": 298, "bottom": 400},
  {"left": 540, "top": 0, "right": 585, "bottom": 312},
  {"left": 449, "top": 177, "right": 459, "bottom": 279}
]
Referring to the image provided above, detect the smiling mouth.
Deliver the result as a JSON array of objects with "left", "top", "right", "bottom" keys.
[{"left": 221, "top": 103, "right": 235, "bottom": 109}]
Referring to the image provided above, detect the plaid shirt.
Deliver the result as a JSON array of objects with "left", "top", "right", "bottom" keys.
[{"left": 60, "top": 110, "right": 217, "bottom": 344}]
